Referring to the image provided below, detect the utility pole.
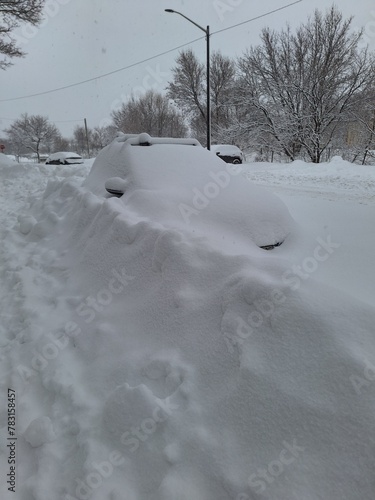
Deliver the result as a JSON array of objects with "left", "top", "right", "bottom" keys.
[
  {"left": 84, "top": 118, "right": 90, "bottom": 158},
  {"left": 206, "top": 24, "right": 211, "bottom": 150}
]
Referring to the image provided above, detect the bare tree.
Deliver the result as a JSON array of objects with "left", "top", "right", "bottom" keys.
[
  {"left": 167, "top": 49, "right": 206, "bottom": 134},
  {"left": 0, "top": 135, "right": 25, "bottom": 160},
  {"left": 0, "top": 0, "right": 45, "bottom": 68},
  {"left": 167, "top": 49, "right": 237, "bottom": 144},
  {"left": 54, "top": 135, "right": 71, "bottom": 152},
  {"left": 210, "top": 52, "right": 236, "bottom": 138},
  {"left": 5, "top": 113, "right": 60, "bottom": 161},
  {"left": 72, "top": 125, "right": 92, "bottom": 156},
  {"left": 236, "top": 6, "right": 375, "bottom": 163},
  {"left": 111, "top": 90, "right": 187, "bottom": 138},
  {"left": 91, "top": 125, "right": 117, "bottom": 154},
  {"left": 348, "top": 88, "right": 375, "bottom": 164}
]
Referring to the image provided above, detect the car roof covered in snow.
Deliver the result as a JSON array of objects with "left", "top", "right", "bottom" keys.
[
  {"left": 210, "top": 144, "right": 242, "bottom": 154},
  {"left": 47, "top": 152, "right": 83, "bottom": 160}
]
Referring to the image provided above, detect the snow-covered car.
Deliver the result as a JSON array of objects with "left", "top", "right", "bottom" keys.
[
  {"left": 210, "top": 144, "right": 244, "bottom": 164},
  {"left": 45, "top": 152, "right": 83, "bottom": 165},
  {"left": 84, "top": 132, "right": 294, "bottom": 251}
]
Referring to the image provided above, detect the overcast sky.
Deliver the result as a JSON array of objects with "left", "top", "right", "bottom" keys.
[{"left": 1, "top": 0, "right": 374, "bottom": 139}]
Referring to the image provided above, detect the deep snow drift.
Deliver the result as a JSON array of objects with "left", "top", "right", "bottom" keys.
[{"left": 1, "top": 152, "right": 375, "bottom": 500}]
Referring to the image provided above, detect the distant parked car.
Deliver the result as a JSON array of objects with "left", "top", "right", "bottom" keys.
[
  {"left": 45, "top": 152, "right": 83, "bottom": 165},
  {"left": 210, "top": 144, "right": 244, "bottom": 164}
]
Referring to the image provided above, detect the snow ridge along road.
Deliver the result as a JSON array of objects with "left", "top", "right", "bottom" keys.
[{"left": 244, "top": 158, "right": 375, "bottom": 204}]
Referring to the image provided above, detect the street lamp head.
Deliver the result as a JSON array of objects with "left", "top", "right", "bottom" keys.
[{"left": 164, "top": 9, "right": 175, "bottom": 13}]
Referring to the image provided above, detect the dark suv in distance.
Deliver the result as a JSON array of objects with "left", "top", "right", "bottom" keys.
[{"left": 210, "top": 144, "right": 244, "bottom": 164}]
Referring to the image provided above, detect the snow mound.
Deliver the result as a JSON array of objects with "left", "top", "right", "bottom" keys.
[
  {"left": 0, "top": 152, "right": 16, "bottom": 167},
  {"left": 1, "top": 157, "right": 375, "bottom": 500},
  {"left": 330, "top": 155, "right": 344, "bottom": 162},
  {"left": 244, "top": 159, "right": 375, "bottom": 204}
]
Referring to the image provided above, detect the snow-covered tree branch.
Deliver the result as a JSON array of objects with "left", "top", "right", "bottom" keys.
[
  {"left": 5, "top": 113, "right": 60, "bottom": 161},
  {"left": 235, "top": 6, "right": 374, "bottom": 162},
  {"left": 0, "top": 0, "right": 45, "bottom": 68}
]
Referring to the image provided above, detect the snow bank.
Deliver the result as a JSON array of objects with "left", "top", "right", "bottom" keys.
[
  {"left": 1, "top": 157, "right": 375, "bottom": 500},
  {"left": 0, "top": 152, "right": 16, "bottom": 167},
  {"left": 244, "top": 159, "right": 375, "bottom": 204}
]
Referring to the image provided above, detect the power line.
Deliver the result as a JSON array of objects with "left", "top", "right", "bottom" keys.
[
  {"left": 213, "top": 0, "right": 303, "bottom": 35},
  {"left": 53, "top": 118, "right": 85, "bottom": 123},
  {"left": 0, "top": 117, "right": 84, "bottom": 123},
  {"left": 0, "top": 1, "right": 302, "bottom": 103},
  {"left": 0, "top": 38, "right": 203, "bottom": 103}
]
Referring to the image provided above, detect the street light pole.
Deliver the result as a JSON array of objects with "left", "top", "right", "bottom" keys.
[
  {"left": 84, "top": 118, "right": 90, "bottom": 158},
  {"left": 206, "top": 25, "right": 211, "bottom": 151},
  {"left": 165, "top": 9, "right": 211, "bottom": 150}
]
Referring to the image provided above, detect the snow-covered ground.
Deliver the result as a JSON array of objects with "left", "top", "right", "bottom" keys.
[
  {"left": 1, "top": 152, "right": 375, "bottom": 500},
  {"left": 244, "top": 158, "right": 375, "bottom": 307}
]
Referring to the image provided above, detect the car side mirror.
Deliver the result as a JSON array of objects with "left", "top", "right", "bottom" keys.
[{"left": 105, "top": 177, "right": 127, "bottom": 196}]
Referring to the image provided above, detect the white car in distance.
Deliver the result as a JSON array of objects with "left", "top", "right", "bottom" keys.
[{"left": 45, "top": 152, "right": 83, "bottom": 165}]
